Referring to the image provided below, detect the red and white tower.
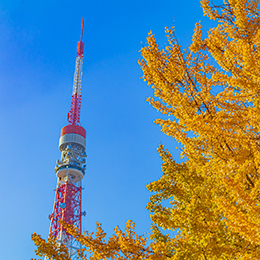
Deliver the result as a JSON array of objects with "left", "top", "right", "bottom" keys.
[{"left": 48, "top": 18, "right": 86, "bottom": 259}]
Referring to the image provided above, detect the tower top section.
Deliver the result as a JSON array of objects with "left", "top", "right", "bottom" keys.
[
  {"left": 61, "top": 18, "right": 86, "bottom": 141},
  {"left": 65, "top": 17, "right": 85, "bottom": 132}
]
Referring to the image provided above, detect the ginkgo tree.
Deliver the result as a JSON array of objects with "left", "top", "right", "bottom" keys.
[{"left": 32, "top": 0, "right": 260, "bottom": 259}]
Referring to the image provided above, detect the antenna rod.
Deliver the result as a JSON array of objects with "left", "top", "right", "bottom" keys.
[{"left": 80, "top": 17, "right": 84, "bottom": 42}]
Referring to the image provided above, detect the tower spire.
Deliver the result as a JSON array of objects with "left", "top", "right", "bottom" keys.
[
  {"left": 48, "top": 19, "right": 87, "bottom": 260},
  {"left": 67, "top": 17, "right": 85, "bottom": 126},
  {"left": 80, "top": 17, "right": 84, "bottom": 42}
]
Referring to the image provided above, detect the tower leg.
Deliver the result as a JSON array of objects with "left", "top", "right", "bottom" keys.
[{"left": 48, "top": 176, "right": 82, "bottom": 259}]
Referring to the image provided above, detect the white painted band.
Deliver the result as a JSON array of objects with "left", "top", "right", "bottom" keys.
[{"left": 59, "top": 133, "right": 86, "bottom": 149}]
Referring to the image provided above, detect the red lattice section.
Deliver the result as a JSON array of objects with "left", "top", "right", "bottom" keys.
[
  {"left": 67, "top": 93, "right": 82, "bottom": 126},
  {"left": 49, "top": 182, "right": 82, "bottom": 240}
]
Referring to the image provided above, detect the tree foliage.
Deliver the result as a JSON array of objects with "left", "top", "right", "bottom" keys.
[
  {"left": 32, "top": 0, "right": 260, "bottom": 259},
  {"left": 32, "top": 220, "right": 159, "bottom": 260}
]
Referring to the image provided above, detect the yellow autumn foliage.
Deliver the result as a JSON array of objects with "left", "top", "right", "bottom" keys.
[
  {"left": 32, "top": 0, "right": 260, "bottom": 259},
  {"left": 32, "top": 220, "right": 160, "bottom": 260},
  {"left": 140, "top": 0, "right": 260, "bottom": 258}
]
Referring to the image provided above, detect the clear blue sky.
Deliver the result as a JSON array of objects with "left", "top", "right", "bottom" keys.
[{"left": 0, "top": 0, "right": 217, "bottom": 259}]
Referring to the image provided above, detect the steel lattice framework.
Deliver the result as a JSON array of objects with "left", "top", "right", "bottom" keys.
[
  {"left": 47, "top": 18, "right": 86, "bottom": 260},
  {"left": 49, "top": 182, "right": 82, "bottom": 239}
]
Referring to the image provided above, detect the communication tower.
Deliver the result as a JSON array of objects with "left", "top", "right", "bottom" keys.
[{"left": 48, "top": 18, "right": 86, "bottom": 259}]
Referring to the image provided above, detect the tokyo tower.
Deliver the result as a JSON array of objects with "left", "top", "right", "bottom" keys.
[{"left": 48, "top": 18, "right": 86, "bottom": 259}]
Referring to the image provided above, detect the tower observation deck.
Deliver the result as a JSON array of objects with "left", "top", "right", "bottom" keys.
[{"left": 48, "top": 18, "right": 86, "bottom": 259}]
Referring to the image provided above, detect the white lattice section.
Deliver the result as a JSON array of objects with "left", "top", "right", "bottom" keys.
[{"left": 73, "top": 56, "right": 83, "bottom": 95}]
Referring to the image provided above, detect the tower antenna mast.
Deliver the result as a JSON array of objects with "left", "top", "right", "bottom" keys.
[
  {"left": 48, "top": 18, "right": 87, "bottom": 260},
  {"left": 67, "top": 17, "right": 85, "bottom": 126}
]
